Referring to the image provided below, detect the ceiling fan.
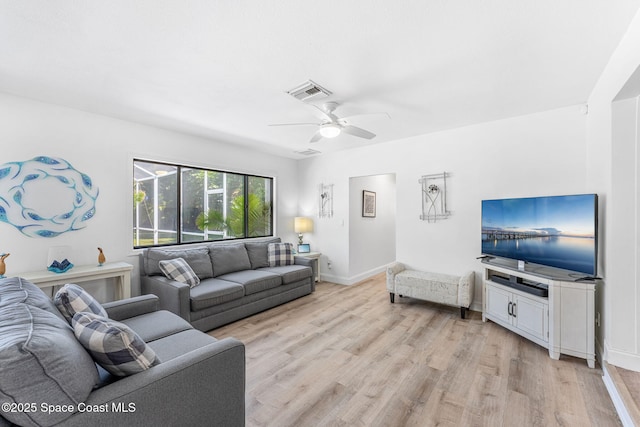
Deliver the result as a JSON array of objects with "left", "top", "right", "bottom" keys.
[{"left": 269, "top": 102, "right": 389, "bottom": 143}]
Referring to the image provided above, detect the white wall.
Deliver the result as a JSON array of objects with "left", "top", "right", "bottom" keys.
[
  {"left": 587, "top": 7, "right": 640, "bottom": 370},
  {"left": 298, "top": 105, "right": 589, "bottom": 307},
  {"left": 0, "top": 92, "right": 299, "bottom": 300},
  {"left": 609, "top": 97, "right": 639, "bottom": 361},
  {"left": 348, "top": 174, "right": 396, "bottom": 282}
]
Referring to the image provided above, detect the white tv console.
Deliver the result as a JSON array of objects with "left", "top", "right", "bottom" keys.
[{"left": 481, "top": 259, "right": 595, "bottom": 368}]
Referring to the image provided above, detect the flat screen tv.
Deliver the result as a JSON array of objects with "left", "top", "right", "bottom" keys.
[{"left": 481, "top": 194, "right": 598, "bottom": 276}]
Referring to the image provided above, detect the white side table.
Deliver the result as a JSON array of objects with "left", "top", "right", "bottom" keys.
[
  {"left": 294, "top": 252, "right": 321, "bottom": 282},
  {"left": 19, "top": 262, "right": 133, "bottom": 299}
]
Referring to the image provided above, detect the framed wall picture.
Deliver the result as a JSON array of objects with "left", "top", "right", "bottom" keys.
[
  {"left": 362, "top": 190, "right": 376, "bottom": 217},
  {"left": 297, "top": 243, "right": 311, "bottom": 253}
]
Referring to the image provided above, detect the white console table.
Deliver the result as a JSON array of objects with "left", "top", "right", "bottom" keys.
[
  {"left": 482, "top": 261, "right": 595, "bottom": 368},
  {"left": 19, "top": 262, "right": 133, "bottom": 300}
]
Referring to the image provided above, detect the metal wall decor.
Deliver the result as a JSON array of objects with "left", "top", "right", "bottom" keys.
[
  {"left": 0, "top": 156, "right": 99, "bottom": 237},
  {"left": 419, "top": 172, "right": 451, "bottom": 222},
  {"left": 318, "top": 183, "right": 333, "bottom": 218}
]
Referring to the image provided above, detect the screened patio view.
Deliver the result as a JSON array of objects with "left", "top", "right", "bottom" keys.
[{"left": 133, "top": 160, "right": 273, "bottom": 248}]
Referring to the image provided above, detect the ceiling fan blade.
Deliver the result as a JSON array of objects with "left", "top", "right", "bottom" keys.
[
  {"left": 310, "top": 131, "right": 323, "bottom": 143},
  {"left": 341, "top": 125, "right": 376, "bottom": 140},
  {"left": 341, "top": 112, "right": 391, "bottom": 121},
  {"left": 268, "top": 122, "right": 319, "bottom": 127}
]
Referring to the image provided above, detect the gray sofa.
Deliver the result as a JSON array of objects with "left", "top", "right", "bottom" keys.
[
  {"left": 0, "top": 277, "right": 245, "bottom": 427},
  {"left": 140, "top": 237, "right": 315, "bottom": 332}
]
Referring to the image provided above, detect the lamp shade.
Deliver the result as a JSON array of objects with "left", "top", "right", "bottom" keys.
[{"left": 294, "top": 217, "right": 313, "bottom": 233}]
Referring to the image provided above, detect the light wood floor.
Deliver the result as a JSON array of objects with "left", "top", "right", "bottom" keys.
[
  {"left": 607, "top": 362, "right": 640, "bottom": 425},
  {"left": 211, "top": 274, "right": 621, "bottom": 426}
]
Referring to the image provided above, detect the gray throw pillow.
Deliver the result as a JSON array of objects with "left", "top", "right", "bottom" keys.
[
  {"left": 72, "top": 312, "right": 161, "bottom": 377},
  {"left": 54, "top": 283, "right": 108, "bottom": 324},
  {"left": 209, "top": 243, "right": 251, "bottom": 277},
  {"left": 268, "top": 243, "right": 295, "bottom": 266},
  {"left": 159, "top": 257, "right": 200, "bottom": 288}
]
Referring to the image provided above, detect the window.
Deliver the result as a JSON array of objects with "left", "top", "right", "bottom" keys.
[{"left": 133, "top": 160, "right": 273, "bottom": 248}]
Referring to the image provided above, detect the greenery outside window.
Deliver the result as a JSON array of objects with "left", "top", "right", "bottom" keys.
[{"left": 133, "top": 160, "right": 273, "bottom": 248}]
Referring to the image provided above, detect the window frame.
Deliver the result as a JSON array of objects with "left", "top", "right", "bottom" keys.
[{"left": 133, "top": 159, "right": 274, "bottom": 249}]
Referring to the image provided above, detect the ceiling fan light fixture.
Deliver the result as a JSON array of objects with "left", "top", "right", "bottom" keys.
[{"left": 319, "top": 124, "right": 341, "bottom": 138}]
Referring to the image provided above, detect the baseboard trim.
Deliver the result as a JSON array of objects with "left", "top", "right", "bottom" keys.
[
  {"left": 346, "top": 266, "right": 387, "bottom": 285},
  {"left": 319, "top": 273, "right": 349, "bottom": 285},
  {"left": 603, "top": 362, "right": 635, "bottom": 427},
  {"left": 470, "top": 301, "right": 482, "bottom": 312},
  {"left": 605, "top": 341, "right": 640, "bottom": 371},
  {"left": 322, "top": 266, "right": 387, "bottom": 286}
]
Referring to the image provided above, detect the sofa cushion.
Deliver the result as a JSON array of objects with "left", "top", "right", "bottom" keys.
[
  {"left": 209, "top": 243, "right": 252, "bottom": 277},
  {"left": 260, "top": 265, "right": 312, "bottom": 284},
  {"left": 245, "top": 237, "right": 281, "bottom": 269},
  {"left": 159, "top": 257, "right": 200, "bottom": 288},
  {"left": 145, "top": 247, "right": 213, "bottom": 279},
  {"left": 190, "top": 279, "right": 245, "bottom": 311},
  {"left": 54, "top": 283, "right": 108, "bottom": 323},
  {"left": 0, "top": 303, "right": 99, "bottom": 427},
  {"left": 218, "top": 270, "right": 282, "bottom": 295},
  {"left": 0, "top": 276, "right": 66, "bottom": 321},
  {"left": 119, "top": 310, "right": 193, "bottom": 343},
  {"left": 147, "top": 329, "right": 218, "bottom": 362},
  {"left": 268, "top": 242, "right": 295, "bottom": 267},
  {"left": 72, "top": 312, "right": 161, "bottom": 377}
]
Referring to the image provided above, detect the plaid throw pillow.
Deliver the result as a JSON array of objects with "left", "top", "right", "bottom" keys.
[
  {"left": 268, "top": 242, "right": 294, "bottom": 267},
  {"left": 159, "top": 257, "right": 200, "bottom": 288},
  {"left": 72, "top": 312, "right": 161, "bottom": 377},
  {"left": 54, "top": 283, "right": 108, "bottom": 324}
]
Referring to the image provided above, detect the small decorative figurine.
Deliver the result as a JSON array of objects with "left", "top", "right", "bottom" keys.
[
  {"left": 97, "top": 247, "right": 106, "bottom": 266},
  {"left": 47, "top": 258, "right": 73, "bottom": 273},
  {"left": 0, "top": 253, "right": 9, "bottom": 278}
]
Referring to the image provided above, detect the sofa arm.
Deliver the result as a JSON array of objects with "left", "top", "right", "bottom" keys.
[
  {"left": 457, "top": 271, "right": 475, "bottom": 308},
  {"left": 103, "top": 295, "right": 159, "bottom": 321},
  {"left": 58, "top": 337, "right": 245, "bottom": 427},
  {"left": 141, "top": 275, "right": 191, "bottom": 322},
  {"left": 294, "top": 257, "right": 316, "bottom": 291},
  {"left": 294, "top": 256, "right": 313, "bottom": 269},
  {"left": 386, "top": 262, "right": 405, "bottom": 290},
  {"left": 387, "top": 262, "right": 405, "bottom": 276}
]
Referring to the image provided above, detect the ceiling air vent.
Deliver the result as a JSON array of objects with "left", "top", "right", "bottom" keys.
[
  {"left": 295, "top": 149, "right": 321, "bottom": 156},
  {"left": 287, "top": 80, "right": 332, "bottom": 102}
]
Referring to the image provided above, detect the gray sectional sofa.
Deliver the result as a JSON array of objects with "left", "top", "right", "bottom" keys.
[
  {"left": 0, "top": 277, "right": 245, "bottom": 427},
  {"left": 141, "top": 237, "right": 315, "bottom": 331}
]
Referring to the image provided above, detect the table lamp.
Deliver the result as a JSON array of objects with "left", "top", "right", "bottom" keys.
[{"left": 294, "top": 217, "right": 313, "bottom": 244}]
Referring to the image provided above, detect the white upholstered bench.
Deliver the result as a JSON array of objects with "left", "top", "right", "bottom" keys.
[{"left": 386, "top": 262, "right": 475, "bottom": 318}]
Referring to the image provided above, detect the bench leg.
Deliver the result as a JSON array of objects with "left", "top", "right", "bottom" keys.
[
  {"left": 460, "top": 307, "right": 466, "bottom": 319},
  {"left": 390, "top": 293, "right": 395, "bottom": 303}
]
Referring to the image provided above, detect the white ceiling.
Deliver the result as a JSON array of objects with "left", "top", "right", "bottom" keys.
[{"left": 1, "top": 1, "right": 639, "bottom": 159}]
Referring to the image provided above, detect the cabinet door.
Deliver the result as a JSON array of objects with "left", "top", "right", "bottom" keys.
[
  {"left": 513, "top": 294, "right": 548, "bottom": 342},
  {"left": 485, "top": 283, "right": 512, "bottom": 324}
]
